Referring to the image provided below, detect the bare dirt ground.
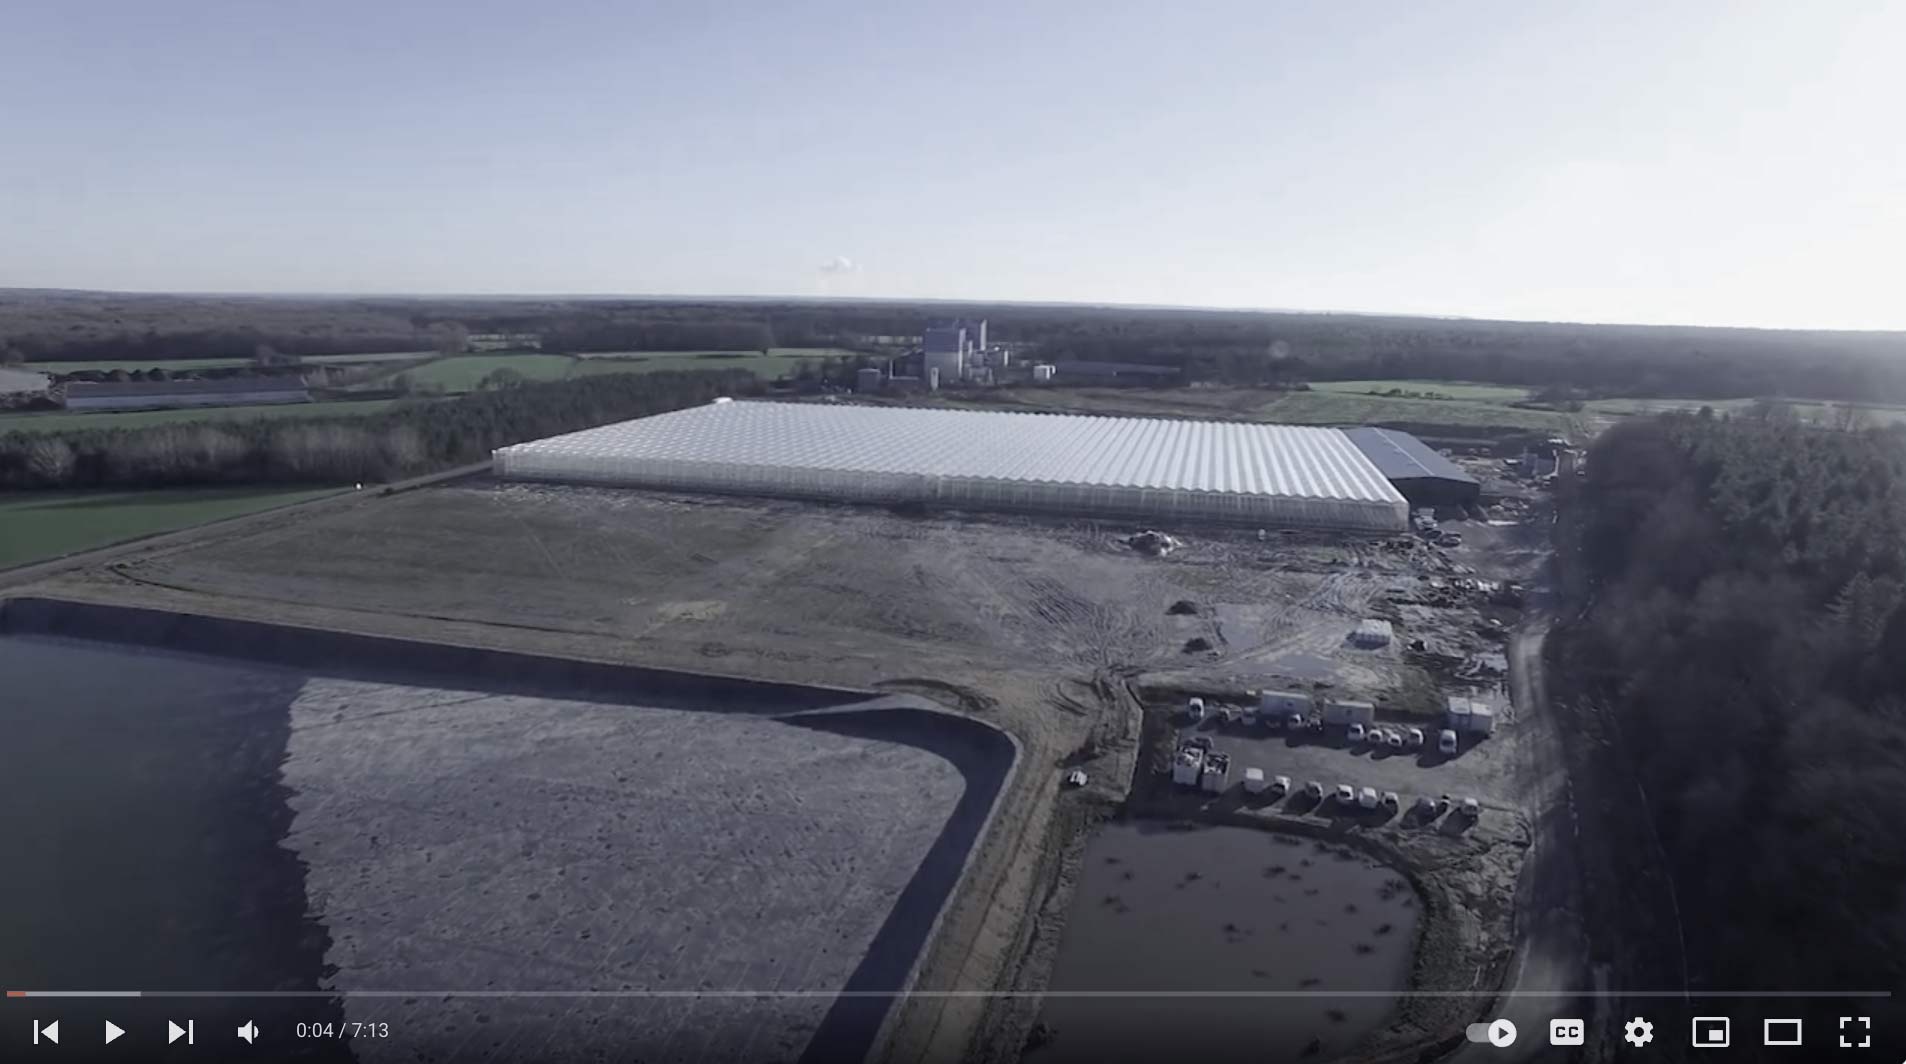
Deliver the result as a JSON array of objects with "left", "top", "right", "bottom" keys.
[{"left": 17, "top": 476, "right": 1556, "bottom": 1064}]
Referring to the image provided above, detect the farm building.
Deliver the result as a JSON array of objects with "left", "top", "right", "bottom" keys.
[
  {"left": 468, "top": 332, "right": 543, "bottom": 352},
  {"left": 1342, "top": 427, "right": 1480, "bottom": 507},
  {"left": 0, "top": 368, "right": 50, "bottom": 396},
  {"left": 61, "top": 377, "right": 310, "bottom": 411},
  {"left": 1048, "top": 360, "right": 1182, "bottom": 383},
  {"left": 493, "top": 400, "right": 1411, "bottom": 531}
]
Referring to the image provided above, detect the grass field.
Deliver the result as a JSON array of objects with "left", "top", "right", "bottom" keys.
[
  {"left": 391, "top": 355, "right": 578, "bottom": 392},
  {"left": 1259, "top": 390, "right": 1576, "bottom": 433},
  {"left": 22, "top": 351, "right": 430, "bottom": 373},
  {"left": 1581, "top": 397, "right": 1758, "bottom": 417},
  {"left": 0, "top": 398, "right": 406, "bottom": 435},
  {"left": 571, "top": 347, "right": 863, "bottom": 361},
  {"left": 567, "top": 353, "right": 815, "bottom": 380},
  {"left": 0, "top": 485, "right": 344, "bottom": 569},
  {"left": 943, "top": 384, "right": 1579, "bottom": 435},
  {"left": 1309, "top": 379, "right": 1534, "bottom": 403},
  {"left": 383, "top": 349, "right": 845, "bottom": 393}
]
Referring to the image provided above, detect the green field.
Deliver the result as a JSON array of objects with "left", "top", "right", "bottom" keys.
[
  {"left": 384, "top": 349, "right": 846, "bottom": 393},
  {"left": 1582, "top": 397, "right": 1758, "bottom": 417},
  {"left": 1261, "top": 389, "right": 1577, "bottom": 433},
  {"left": 22, "top": 351, "right": 429, "bottom": 373},
  {"left": 571, "top": 347, "right": 863, "bottom": 361},
  {"left": 1310, "top": 379, "right": 1534, "bottom": 403},
  {"left": 946, "top": 383, "right": 1580, "bottom": 434},
  {"left": 0, "top": 485, "right": 344, "bottom": 569},
  {"left": 567, "top": 353, "right": 814, "bottom": 380},
  {"left": 391, "top": 355, "right": 579, "bottom": 392},
  {"left": 0, "top": 398, "right": 406, "bottom": 435}
]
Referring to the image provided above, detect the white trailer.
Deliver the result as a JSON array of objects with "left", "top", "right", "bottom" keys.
[
  {"left": 1243, "top": 767, "right": 1267, "bottom": 794},
  {"left": 1259, "top": 690, "right": 1311, "bottom": 717},
  {"left": 1323, "top": 699, "right": 1377, "bottom": 727},
  {"left": 1351, "top": 619, "right": 1394, "bottom": 647},
  {"left": 1467, "top": 704, "right": 1497, "bottom": 735},
  {"left": 1446, "top": 696, "right": 1496, "bottom": 735}
]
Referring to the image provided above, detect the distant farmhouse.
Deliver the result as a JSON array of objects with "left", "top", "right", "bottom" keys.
[
  {"left": 61, "top": 376, "right": 311, "bottom": 412},
  {"left": 0, "top": 367, "right": 50, "bottom": 397},
  {"left": 468, "top": 333, "right": 543, "bottom": 352},
  {"left": 1044, "top": 360, "right": 1181, "bottom": 384}
]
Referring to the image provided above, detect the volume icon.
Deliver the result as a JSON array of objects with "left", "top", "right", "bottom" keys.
[{"left": 237, "top": 1021, "right": 259, "bottom": 1044}]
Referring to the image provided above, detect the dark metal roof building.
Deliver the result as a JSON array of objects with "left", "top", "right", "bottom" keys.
[
  {"left": 1341, "top": 426, "right": 1481, "bottom": 507},
  {"left": 62, "top": 376, "right": 311, "bottom": 411}
]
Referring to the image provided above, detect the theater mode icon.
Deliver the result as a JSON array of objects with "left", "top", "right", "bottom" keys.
[{"left": 1763, "top": 1018, "right": 1802, "bottom": 1046}]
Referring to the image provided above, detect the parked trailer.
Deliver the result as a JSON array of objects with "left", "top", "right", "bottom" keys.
[
  {"left": 1322, "top": 699, "right": 1377, "bottom": 727},
  {"left": 1243, "top": 767, "right": 1267, "bottom": 794},
  {"left": 1259, "top": 690, "right": 1311, "bottom": 717},
  {"left": 1350, "top": 619, "right": 1394, "bottom": 648},
  {"left": 1446, "top": 696, "right": 1497, "bottom": 735}
]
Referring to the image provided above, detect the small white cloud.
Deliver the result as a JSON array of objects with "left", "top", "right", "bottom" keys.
[{"left": 818, "top": 255, "right": 859, "bottom": 274}]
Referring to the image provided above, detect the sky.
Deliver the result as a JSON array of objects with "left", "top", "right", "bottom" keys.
[{"left": 2, "top": 0, "right": 1902, "bottom": 330}]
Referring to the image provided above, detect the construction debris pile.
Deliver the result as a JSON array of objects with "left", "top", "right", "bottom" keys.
[{"left": 1125, "top": 530, "right": 1181, "bottom": 556}]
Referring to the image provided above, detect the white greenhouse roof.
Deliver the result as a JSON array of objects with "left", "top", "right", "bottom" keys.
[{"left": 494, "top": 401, "right": 1410, "bottom": 529}]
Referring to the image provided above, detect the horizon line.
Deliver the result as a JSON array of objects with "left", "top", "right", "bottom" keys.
[{"left": 4, "top": 286, "right": 1904, "bottom": 339}]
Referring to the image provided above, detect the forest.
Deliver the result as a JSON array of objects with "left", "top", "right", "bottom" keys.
[
  {"left": 0, "top": 368, "right": 755, "bottom": 490},
  {"left": 8, "top": 291, "right": 1906, "bottom": 403},
  {"left": 1568, "top": 414, "right": 1906, "bottom": 1013}
]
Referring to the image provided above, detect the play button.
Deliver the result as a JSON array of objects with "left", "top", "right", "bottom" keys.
[
  {"left": 105, "top": 1021, "right": 124, "bottom": 1044},
  {"left": 1488, "top": 1018, "right": 1518, "bottom": 1047}
]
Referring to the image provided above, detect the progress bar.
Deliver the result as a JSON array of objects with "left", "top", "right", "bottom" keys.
[{"left": 6, "top": 990, "right": 1894, "bottom": 999}]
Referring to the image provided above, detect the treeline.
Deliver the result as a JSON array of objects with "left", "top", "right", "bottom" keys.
[
  {"left": 12, "top": 291, "right": 1906, "bottom": 402},
  {"left": 1569, "top": 414, "right": 1906, "bottom": 1012},
  {"left": 0, "top": 368, "right": 756, "bottom": 490}
]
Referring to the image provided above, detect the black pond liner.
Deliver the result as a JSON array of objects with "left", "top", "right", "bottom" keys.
[
  {"left": 1, "top": 597, "right": 1019, "bottom": 1064},
  {"left": 781, "top": 705, "right": 1018, "bottom": 1064}
]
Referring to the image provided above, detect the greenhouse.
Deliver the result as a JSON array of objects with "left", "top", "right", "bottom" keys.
[{"left": 493, "top": 400, "right": 1410, "bottom": 531}]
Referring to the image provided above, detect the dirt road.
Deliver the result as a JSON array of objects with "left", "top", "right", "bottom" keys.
[{"left": 1447, "top": 577, "right": 1597, "bottom": 1063}]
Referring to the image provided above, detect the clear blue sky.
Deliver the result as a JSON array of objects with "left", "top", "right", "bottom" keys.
[{"left": 3, "top": 1, "right": 1901, "bottom": 329}]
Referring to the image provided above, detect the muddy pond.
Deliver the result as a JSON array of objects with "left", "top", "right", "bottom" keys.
[{"left": 1030, "top": 820, "right": 1419, "bottom": 1064}]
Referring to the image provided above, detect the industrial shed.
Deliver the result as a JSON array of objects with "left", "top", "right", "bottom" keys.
[
  {"left": 61, "top": 377, "right": 310, "bottom": 412},
  {"left": 494, "top": 401, "right": 1410, "bottom": 531},
  {"left": 1342, "top": 427, "right": 1481, "bottom": 507}
]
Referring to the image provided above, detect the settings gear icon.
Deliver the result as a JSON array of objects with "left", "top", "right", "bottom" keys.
[{"left": 1624, "top": 1016, "right": 1655, "bottom": 1047}]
